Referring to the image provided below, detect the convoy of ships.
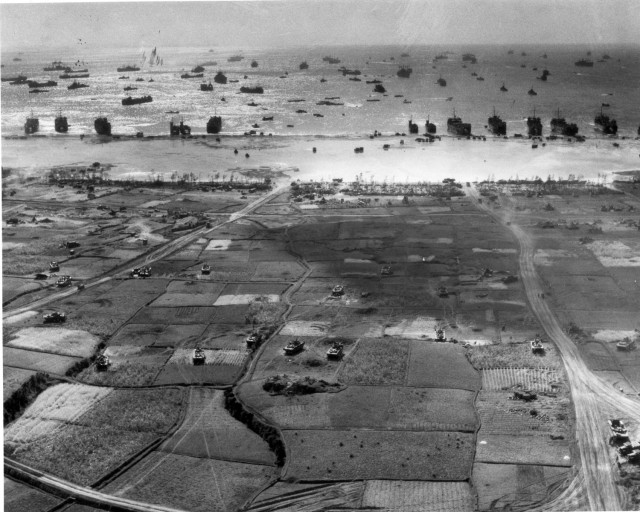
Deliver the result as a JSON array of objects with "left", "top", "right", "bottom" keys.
[{"left": 6, "top": 51, "right": 639, "bottom": 139}]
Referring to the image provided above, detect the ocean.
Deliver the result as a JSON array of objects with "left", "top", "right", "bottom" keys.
[{"left": 2, "top": 44, "right": 640, "bottom": 138}]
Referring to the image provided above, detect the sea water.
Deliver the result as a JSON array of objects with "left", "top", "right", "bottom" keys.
[{"left": 2, "top": 44, "right": 640, "bottom": 138}]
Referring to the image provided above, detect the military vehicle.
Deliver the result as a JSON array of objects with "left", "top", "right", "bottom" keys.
[
  {"left": 332, "top": 285, "right": 344, "bottom": 296},
  {"left": 95, "top": 354, "right": 111, "bottom": 371},
  {"left": 435, "top": 327, "right": 446, "bottom": 341},
  {"left": 201, "top": 263, "right": 211, "bottom": 275},
  {"left": 284, "top": 339, "right": 305, "bottom": 355},
  {"left": 130, "top": 266, "right": 151, "bottom": 279},
  {"left": 531, "top": 334, "right": 545, "bottom": 354},
  {"left": 437, "top": 285, "right": 449, "bottom": 298},
  {"left": 381, "top": 265, "right": 393, "bottom": 276},
  {"left": 43, "top": 312, "right": 66, "bottom": 323},
  {"left": 246, "top": 332, "right": 263, "bottom": 350},
  {"left": 49, "top": 261, "right": 60, "bottom": 272},
  {"left": 56, "top": 275, "right": 71, "bottom": 287},
  {"left": 193, "top": 347, "right": 206, "bottom": 365},
  {"left": 513, "top": 390, "right": 537, "bottom": 401},
  {"left": 616, "top": 338, "right": 636, "bottom": 351},
  {"left": 326, "top": 341, "right": 345, "bottom": 360}
]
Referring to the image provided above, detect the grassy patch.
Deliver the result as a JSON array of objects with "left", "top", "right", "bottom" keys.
[
  {"left": 339, "top": 338, "right": 409, "bottom": 386},
  {"left": 466, "top": 343, "right": 563, "bottom": 371},
  {"left": 3, "top": 372, "right": 56, "bottom": 425},
  {"left": 78, "top": 362, "right": 164, "bottom": 387}
]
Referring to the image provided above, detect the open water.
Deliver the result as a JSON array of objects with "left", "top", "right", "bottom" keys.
[{"left": 2, "top": 44, "right": 640, "bottom": 138}]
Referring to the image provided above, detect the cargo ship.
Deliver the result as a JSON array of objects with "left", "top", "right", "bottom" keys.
[
  {"left": 68, "top": 81, "right": 89, "bottom": 90},
  {"left": 94, "top": 117, "right": 112, "bottom": 135},
  {"left": 59, "top": 73, "right": 89, "bottom": 79},
  {"left": 462, "top": 53, "right": 477, "bottom": 64},
  {"left": 227, "top": 55, "right": 243, "bottom": 62},
  {"left": 27, "top": 80, "right": 57, "bottom": 88},
  {"left": 550, "top": 109, "right": 579, "bottom": 136},
  {"left": 240, "top": 86, "right": 264, "bottom": 94},
  {"left": 191, "top": 65, "right": 205, "bottom": 73},
  {"left": 322, "top": 56, "right": 341, "bottom": 64},
  {"left": 487, "top": 108, "right": 507, "bottom": 135},
  {"left": 44, "top": 61, "right": 70, "bottom": 71},
  {"left": 397, "top": 65, "right": 412, "bottom": 78},
  {"left": 527, "top": 109, "right": 542, "bottom": 137},
  {"left": 214, "top": 71, "right": 228, "bottom": 84},
  {"left": 207, "top": 116, "right": 222, "bottom": 134},
  {"left": 200, "top": 82, "right": 213, "bottom": 91},
  {"left": 594, "top": 107, "right": 618, "bottom": 135},
  {"left": 117, "top": 65, "right": 140, "bottom": 72},
  {"left": 299, "top": 61, "right": 309, "bottom": 70},
  {"left": 447, "top": 110, "right": 471, "bottom": 136},
  {"left": 122, "top": 95, "right": 153, "bottom": 106},
  {"left": 425, "top": 116, "right": 436, "bottom": 134}
]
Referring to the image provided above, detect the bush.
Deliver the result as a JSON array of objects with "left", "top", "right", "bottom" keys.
[{"left": 4, "top": 372, "right": 55, "bottom": 425}]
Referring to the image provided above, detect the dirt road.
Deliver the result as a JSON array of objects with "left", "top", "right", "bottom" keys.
[{"left": 470, "top": 187, "right": 640, "bottom": 511}]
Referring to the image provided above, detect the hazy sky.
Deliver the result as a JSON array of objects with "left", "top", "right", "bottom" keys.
[{"left": 2, "top": 0, "right": 639, "bottom": 50}]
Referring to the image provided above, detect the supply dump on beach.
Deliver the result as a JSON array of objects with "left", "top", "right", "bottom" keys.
[{"left": 3, "top": 3, "right": 640, "bottom": 511}]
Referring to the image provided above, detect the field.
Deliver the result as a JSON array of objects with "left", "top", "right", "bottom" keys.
[
  {"left": 406, "top": 341, "right": 481, "bottom": 390},
  {"left": 6, "top": 327, "right": 100, "bottom": 358},
  {"left": 128, "top": 306, "right": 218, "bottom": 325},
  {"left": 475, "top": 433, "right": 572, "bottom": 466},
  {"left": 338, "top": 338, "right": 410, "bottom": 386},
  {"left": 238, "top": 382, "right": 477, "bottom": 431},
  {"left": 4, "top": 477, "right": 62, "bottom": 512},
  {"left": 248, "top": 481, "right": 365, "bottom": 512},
  {"left": 104, "top": 451, "right": 275, "bottom": 512},
  {"left": 473, "top": 463, "right": 577, "bottom": 511},
  {"left": 149, "top": 280, "right": 226, "bottom": 307},
  {"left": 283, "top": 430, "right": 474, "bottom": 480},
  {"left": 153, "top": 349, "right": 248, "bottom": 385},
  {"left": 3, "top": 367, "right": 37, "bottom": 402},
  {"left": 108, "top": 323, "right": 208, "bottom": 348},
  {"left": 362, "top": 480, "right": 475, "bottom": 512},
  {"left": 159, "top": 388, "right": 274, "bottom": 465},
  {"left": 78, "top": 346, "right": 173, "bottom": 387},
  {"left": 3, "top": 347, "right": 83, "bottom": 375},
  {"left": 482, "top": 368, "right": 561, "bottom": 392},
  {"left": 466, "top": 342, "right": 563, "bottom": 371}
]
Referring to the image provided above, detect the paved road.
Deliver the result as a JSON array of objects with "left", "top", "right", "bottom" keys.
[{"left": 470, "top": 187, "right": 640, "bottom": 511}]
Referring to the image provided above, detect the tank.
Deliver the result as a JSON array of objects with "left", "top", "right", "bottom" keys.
[
  {"left": 284, "top": 339, "right": 305, "bottom": 355},
  {"left": 193, "top": 347, "right": 206, "bottom": 365},
  {"left": 43, "top": 312, "right": 66, "bottom": 323},
  {"left": 326, "top": 341, "right": 344, "bottom": 360}
]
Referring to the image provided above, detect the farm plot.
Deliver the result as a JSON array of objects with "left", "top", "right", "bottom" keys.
[
  {"left": 4, "top": 477, "right": 62, "bottom": 512},
  {"left": 482, "top": 368, "right": 561, "bottom": 392},
  {"left": 153, "top": 349, "right": 248, "bottom": 385},
  {"left": 3, "top": 347, "right": 82, "bottom": 375},
  {"left": 78, "top": 346, "right": 172, "bottom": 387},
  {"left": 541, "top": 273, "right": 635, "bottom": 312},
  {"left": 53, "top": 257, "right": 117, "bottom": 279},
  {"left": 249, "top": 481, "right": 365, "bottom": 512},
  {"left": 466, "top": 343, "right": 563, "bottom": 371},
  {"left": 214, "top": 283, "right": 288, "bottom": 306},
  {"left": 3, "top": 367, "right": 37, "bottom": 402},
  {"left": 200, "top": 324, "right": 251, "bottom": 350},
  {"left": 108, "top": 323, "right": 208, "bottom": 348},
  {"left": 587, "top": 239, "right": 640, "bottom": 267},
  {"left": 476, "top": 434, "right": 572, "bottom": 466},
  {"left": 146, "top": 259, "right": 199, "bottom": 278},
  {"left": 283, "top": 430, "right": 474, "bottom": 481},
  {"left": 2, "top": 277, "right": 47, "bottom": 304},
  {"left": 7, "top": 327, "right": 100, "bottom": 358},
  {"left": 253, "top": 335, "right": 354, "bottom": 379},
  {"left": 279, "top": 320, "right": 331, "bottom": 337},
  {"left": 252, "top": 261, "right": 306, "bottom": 281},
  {"left": 288, "top": 222, "right": 341, "bottom": 242},
  {"left": 384, "top": 315, "right": 440, "bottom": 339},
  {"left": 5, "top": 383, "right": 112, "bottom": 446},
  {"left": 104, "top": 451, "right": 274, "bottom": 512},
  {"left": 149, "top": 281, "right": 225, "bottom": 307},
  {"left": 476, "top": 391, "right": 571, "bottom": 438},
  {"left": 7, "top": 422, "right": 158, "bottom": 486},
  {"left": 581, "top": 342, "right": 619, "bottom": 371},
  {"left": 77, "top": 388, "right": 184, "bottom": 434},
  {"left": 249, "top": 250, "right": 298, "bottom": 263},
  {"left": 473, "top": 463, "right": 576, "bottom": 511},
  {"left": 407, "top": 342, "right": 481, "bottom": 391},
  {"left": 362, "top": 480, "right": 475, "bottom": 512},
  {"left": 128, "top": 306, "right": 217, "bottom": 325},
  {"left": 159, "top": 388, "right": 274, "bottom": 465},
  {"left": 339, "top": 338, "right": 410, "bottom": 386}
]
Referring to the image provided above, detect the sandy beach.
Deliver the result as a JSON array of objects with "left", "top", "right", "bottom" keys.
[{"left": 3, "top": 133, "right": 639, "bottom": 184}]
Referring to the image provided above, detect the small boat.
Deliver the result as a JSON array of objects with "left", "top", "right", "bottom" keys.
[
  {"left": 299, "top": 61, "right": 309, "bottom": 70},
  {"left": 123, "top": 86, "right": 137, "bottom": 91},
  {"left": 200, "top": 82, "right": 213, "bottom": 91},
  {"left": 322, "top": 56, "right": 341, "bottom": 64},
  {"left": 181, "top": 72, "right": 203, "bottom": 79},
  {"left": 118, "top": 76, "right": 129, "bottom": 80},
  {"left": 27, "top": 80, "right": 57, "bottom": 88},
  {"left": 437, "top": 76, "right": 447, "bottom": 87},
  {"left": 528, "top": 87, "right": 537, "bottom": 96},
  {"left": 29, "top": 89, "right": 49, "bottom": 94},
  {"left": 500, "top": 82, "right": 508, "bottom": 92},
  {"left": 192, "top": 65, "right": 205, "bottom": 73},
  {"left": 117, "top": 65, "right": 140, "bottom": 72},
  {"left": 575, "top": 59, "right": 594, "bottom": 67},
  {"left": 59, "top": 73, "right": 89, "bottom": 79},
  {"left": 227, "top": 55, "right": 244, "bottom": 62},
  {"left": 251, "top": 60, "right": 258, "bottom": 68},
  {"left": 320, "top": 77, "right": 327, "bottom": 83},
  {"left": 262, "top": 116, "right": 274, "bottom": 121},
  {"left": 373, "top": 84, "right": 386, "bottom": 93},
  {"left": 240, "top": 86, "right": 264, "bottom": 94},
  {"left": 283, "top": 339, "right": 305, "bottom": 355}
]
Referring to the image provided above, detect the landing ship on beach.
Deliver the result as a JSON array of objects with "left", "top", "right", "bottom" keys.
[
  {"left": 527, "top": 109, "right": 542, "bottom": 137},
  {"left": 594, "top": 107, "right": 618, "bottom": 135},
  {"left": 550, "top": 109, "right": 579, "bottom": 136},
  {"left": 207, "top": 116, "right": 222, "bottom": 134},
  {"left": 447, "top": 110, "right": 471, "bottom": 136},
  {"left": 397, "top": 65, "right": 412, "bottom": 78},
  {"left": 94, "top": 117, "right": 112, "bottom": 136},
  {"left": 55, "top": 113, "right": 69, "bottom": 133},
  {"left": 24, "top": 113, "right": 39, "bottom": 134},
  {"left": 487, "top": 108, "right": 507, "bottom": 136}
]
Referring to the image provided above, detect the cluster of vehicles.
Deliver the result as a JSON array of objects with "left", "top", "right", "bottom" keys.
[
  {"left": 609, "top": 419, "right": 640, "bottom": 463},
  {"left": 130, "top": 266, "right": 152, "bottom": 278}
]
